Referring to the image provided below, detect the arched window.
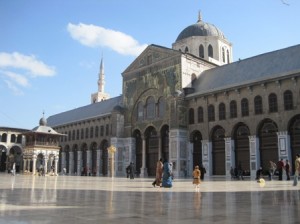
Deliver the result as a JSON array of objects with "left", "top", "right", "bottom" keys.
[
  {"left": 72, "top": 130, "right": 75, "bottom": 140},
  {"left": 284, "top": 90, "right": 293, "bottom": 110},
  {"left": 10, "top": 134, "right": 16, "bottom": 143},
  {"left": 185, "top": 46, "right": 189, "bottom": 53},
  {"left": 198, "top": 106, "right": 204, "bottom": 123},
  {"left": 230, "top": 100, "right": 237, "bottom": 118},
  {"left": 199, "top": 44, "right": 204, "bottom": 58},
  {"left": 90, "top": 127, "right": 94, "bottom": 138},
  {"left": 81, "top": 129, "right": 84, "bottom": 139},
  {"left": 189, "top": 108, "right": 195, "bottom": 124},
  {"left": 17, "top": 135, "right": 22, "bottom": 143},
  {"left": 222, "top": 47, "right": 225, "bottom": 63},
  {"left": 241, "top": 98, "right": 249, "bottom": 117},
  {"left": 208, "top": 45, "right": 213, "bottom": 58},
  {"left": 208, "top": 105, "right": 215, "bottom": 122},
  {"left": 85, "top": 128, "right": 89, "bottom": 138},
  {"left": 77, "top": 129, "right": 80, "bottom": 139},
  {"left": 158, "top": 97, "right": 165, "bottom": 118},
  {"left": 137, "top": 101, "right": 144, "bottom": 121},
  {"left": 68, "top": 131, "right": 71, "bottom": 141},
  {"left": 269, "top": 93, "right": 278, "bottom": 113},
  {"left": 227, "top": 50, "right": 230, "bottom": 64},
  {"left": 219, "top": 103, "right": 226, "bottom": 120},
  {"left": 95, "top": 127, "right": 99, "bottom": 138},
  {"left": 254, "top": 95, "right": 263, "bottom": 115},
  {"left": 0, "top": 133, "right": 7, "bottom": 142},
  {"left": 146, "top": 96, "right": 155, "bottom": 119}
]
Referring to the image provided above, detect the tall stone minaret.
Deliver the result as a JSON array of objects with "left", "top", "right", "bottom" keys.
[{"left": 91, "top": 56, "right": 110, "bottom": 103}]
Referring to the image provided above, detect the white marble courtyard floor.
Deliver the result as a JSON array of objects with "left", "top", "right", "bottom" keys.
[{"left": 0, "top": 174, "right": 299, "bottom": 224}]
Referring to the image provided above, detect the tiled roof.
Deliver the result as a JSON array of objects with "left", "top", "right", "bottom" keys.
[
  {"left": 191, "top": 44, "right": 300, "bottom": 96},
  {"left": 47, "top": 96, "right": 123, "bottom": 127}
]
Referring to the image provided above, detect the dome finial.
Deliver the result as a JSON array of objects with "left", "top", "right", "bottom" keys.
[
  {"left": 39, "top": 110, "right": 47, "bottom": 126},
  {"left": 197, "top": 10, "right": 202, "bottom": 22}
]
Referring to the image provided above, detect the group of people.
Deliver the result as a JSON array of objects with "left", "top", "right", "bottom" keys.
[
  {"left": 152, "top": 158, "right": 173, "bottom": 188},
  {"left": 255, "top": 155, "right": 300, "bottom": 186},
  {"left": 126, "top": 162, "right": 135, "bottom": 179}
]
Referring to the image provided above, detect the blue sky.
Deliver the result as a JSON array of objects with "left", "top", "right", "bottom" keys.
[{"left": 0, "top": 0, "right": 299, "bottom": 130}]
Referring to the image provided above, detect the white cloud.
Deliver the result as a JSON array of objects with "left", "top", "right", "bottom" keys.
[
  {"left": 1, "top": 71, "right": 30, "bottom": 87},
  {"left": 67, "top": 23, "right": 148, "bottom": 56},
  {"left": 0, "top": 52, "right": 56, "bottom": 77},
  {"left": 4, "top": 80, "right": 24, "bottom": 96}
]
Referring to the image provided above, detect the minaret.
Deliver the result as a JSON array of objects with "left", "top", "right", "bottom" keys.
[{"left": 91, "top": 56, "right": 110, "bottom": 103}]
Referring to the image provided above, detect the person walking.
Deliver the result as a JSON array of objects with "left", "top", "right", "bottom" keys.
[
  {"left": 11, "top": 162, "right": 16, "bottom": 176},
  {"left": 285, "top": 159, "right": 291, "bottom": 181},
  {"left": 129, "top": 162, "right": 135, "bottom": 179},
  {"left": 293, "top": 154, "right": 300, "bottom": 186},
  {"left": 152, "top": 158, "right": 163, "bottom": 187},
  {"left": 277, "top": 159, "right": 284, "bottom": 180},
  {"left": 199, "top": 164, "right": 206, "bottom": 181},
  {"left": 268, "top": 161, "right": 277, "bottom": 180},
  {"left": 193, "top": 165, "right": 201, "bottom": 191},
  {"left": 162, "top": 159, "right": 172, "bottom": 188}
]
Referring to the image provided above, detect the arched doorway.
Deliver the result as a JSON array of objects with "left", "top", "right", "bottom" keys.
[
  {"left": 191, "top": 130, "right": 202, "bottom": 168},
  {"left": 145, "top": 126, "right": 158, "bottom": 176},
  {"left": 100, "top": 140, "right": 108, "bottom": 176},
  {"left": 161, "top": 125, "right": 169, "bottom": 161},
  {"left": 81, "top": 143, "right": 88, "bottom": 176},
  {"left": 91, "top": 142, "right": 97, "bottom": 176},
  {"left": 73, "top": 144, "right": 78, "bottom": 175},
  {"left": 234, "top": 123, "right": 250, "bottom": 176},
  {"left": 9, "top": 146, "right": 23, "bottom": 173},
  {"left": 65, "top": 145, "right": 70, "bottom": 174},
  {"left": 258, "top": 119, "right": 278, "bottom": 171},
  {"left": 288, "top": 115, "right": 300, "bottom": 172},
  {"left": 0, "top": 145, "right": 7, "bottom": 172},
  {"left": 211, "top": 126, "right": 225, "bottom": 175},
  {"left": 133, "top": 130, "right": 142, "bottom": 175}
]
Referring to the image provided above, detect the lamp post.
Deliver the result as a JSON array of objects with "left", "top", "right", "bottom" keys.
[{"left": 108, "top": 145, "right": 116, "bottom": 177}]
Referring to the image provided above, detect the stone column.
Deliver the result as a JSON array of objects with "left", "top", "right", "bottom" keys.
[
  {"left": 54, "top": 155, "right": 59, "bottom": 175},
  {"left": 87, "top": 150, "right": 91, "bottom": 175},
  {"left": 140, "top": 137, "right": 147, "bottom": 177},
  {"left": 69, "top": 151, "right": 74, "bottom": 175},
  {"left": 249, "top": 135, "right": 260, "bottom": 179},
  {"left": 201, "top": 140, "right": 211, "bottom": 176},
  {"left": 23, "top": 157, "right": 27, "bottom": 172},
  {"left": 44, "top": 155, "right": 49, "bottom": 174},
  {"left": 96, "top": 149, "right": 100, "bottom": 176},
  {"left": 61, "top": 151, "right": 66, "bottom": 173},
  {"left": 225, "top": 137, "right": 234, "bottom": 178},
  {"left": 32, "top": 154, "right": 37, "bottom": 175},
  {"left": 77, "top": 151, "right": 82, "bottom": 176}
]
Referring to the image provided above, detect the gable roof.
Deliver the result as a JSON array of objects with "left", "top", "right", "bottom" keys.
[
  {"left": 190, "top": 44, "right": 300, "bottom": 96},
  {"left": 47, "top": 96, "right": 123, "bottom": 127}
]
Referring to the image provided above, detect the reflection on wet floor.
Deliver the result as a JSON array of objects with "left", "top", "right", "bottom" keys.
[{"left": 0, "top": 174, "right": 299, "bottom": 224}]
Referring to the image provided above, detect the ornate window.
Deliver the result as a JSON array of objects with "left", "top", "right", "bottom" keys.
[
  {"left": 137, "top": 101, "right": 144, "bottom": 121},
  {"left": 81, "top": 129, "right": 84, "bottom": 139},
  {"left": 90, "top": 127, "right": 94, "bottom": 138},
  {"left": 106, "top": 124, "right": 109, "bottom": 136},
  {"left": 208, "top": 44, "right": 213, "bottom": 58},
  {"left": 230, "top": 100, "right": 237, "bottom": 118},
  {"left": 10, "top": 134, "right": 16, "bottom": 143},
  {"left": 68, "top": 131, "right": 71, "bottom": 141},
  {"left": 158, "top": 97, "right": 165, "bottom": 118},
  {"left": 146, "top": 96, "right": 155, "bottom": 119},
  {"left": 269, "top": 93, "right": 278, "bottom": 113},
  {"left": 208, "top": 105, "right": 215, "bottom": 122},
  {"left": 227, "top": 50, "right": 230, "bottom": 64},
  {"left": 254, "top": 95, "right": 263, "bottom": 115},
  {"left": 284, "top": 90, "right": 293, "bottom": 110},
  {"left": 100, "top": 126, "right": 104, "bottom": 136},
  {"left": 198, "top": 106, "right": 204, "bottom": 123},
  {"left": 189, "top": 108, "right": 195, "bottom": 124},
  {"left": 219, "top": 103, "right": 226, "bottom": 120},
  {"left": 72, "top": 130, "right": 75, "bottom": 140},
  {"left": 76, "top": 130, "right": 80, "bottom": 140},
  {"left": 95, "top": 126, "right": 99, "bottom": 137},
  {"left": 85, "top": 128, "right": 89, "bottom": 139},
  {"left": 199, "top": 44, "right": 204, "bottom": 58},
  {"left": 241, "top": 98, "right": 249, "bottom": 117}
]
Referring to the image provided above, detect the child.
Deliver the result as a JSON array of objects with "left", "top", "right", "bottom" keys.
[{"left": 193, "top": 165, "right": 201, "bottom": 191}]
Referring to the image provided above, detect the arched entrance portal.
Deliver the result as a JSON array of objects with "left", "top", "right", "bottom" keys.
[
  {"left": 191, "top": 130, "right": 202, "bottom": 168},
  {"left": 234, "top": 123, "right": 250, "bottom": 176},
  {"left": 145, "top": 126, "right": 158, "bottom": 176},
  {"left": 133, "top": 130, "right": 142, "bottom": 175},
  {"left": 258, "top": 119, "right": 278, "bottom": 171},
  {"left": 100, "top": 140, "right": 108, "bottom": 176},
  {"left": 0, "top": 145, "right": 7, "bottom": 172},
  {"left": 211, "top": 126, "right": 225, "bottom": 175},
  {"left": 161, "top": 125, "right": 169, "bottom": 161},
  {"left": 288, "top": 115, "right": 300, "bottom": 172},
  {"left": 9, "top": 146, "right": 23, "bottom": 173}
]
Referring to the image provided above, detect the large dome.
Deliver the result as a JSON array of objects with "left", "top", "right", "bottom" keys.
[{"left": 176, "top": 13, "right": 226, "bottom": 42}]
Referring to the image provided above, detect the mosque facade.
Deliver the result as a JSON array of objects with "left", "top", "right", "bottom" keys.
[{"left": 1, "top": 14, "right": 299, "bottom": 178}]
